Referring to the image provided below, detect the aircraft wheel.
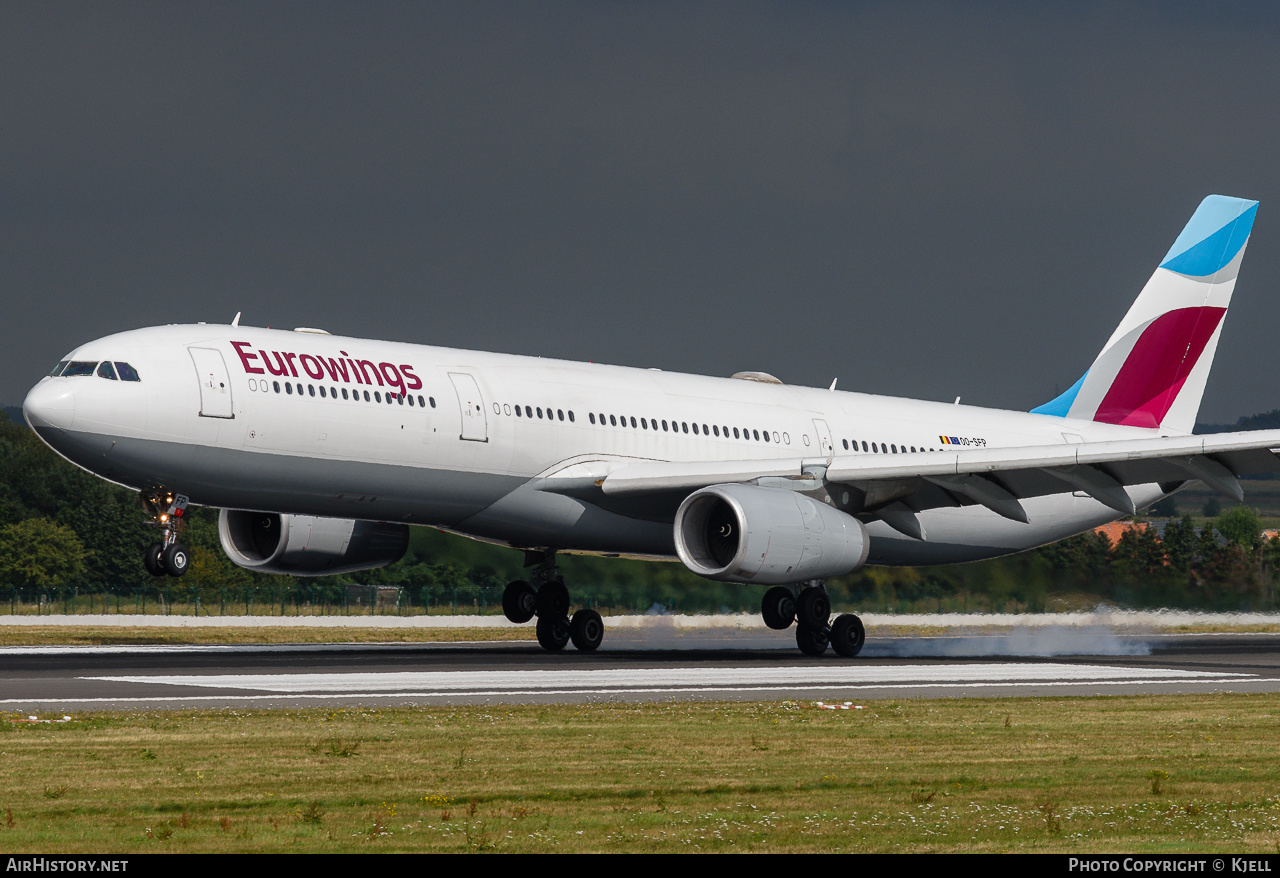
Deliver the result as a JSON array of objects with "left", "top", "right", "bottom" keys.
[
  {"left": 162, "top": 543, "right": 190, "bottom": 577},
  {"left": 536, "top": 579, "right": 570, "bottom": 618},
  {"left": 502, "top": 580, "right": 537, "bottom": 623},
  {"left": 569, "top": 608, "right": 604, "bottom": 652},
  {"left": 761, "top": 586, "right": 796, "bottom": 630},
  {"left": 795, "top": 622, "right": 829, "bottom": 657},
  {"left": 536, "top": 615, "right": 571, "bottom": 651},
  {"left": 830, "top": 614, "right": 865, "bottom": 658},
  {"left": 795, "top": 587, "right": 831, "bottom": 629},
  {"left": 144, "top": 543, "right": 166, "bottom": 577}
]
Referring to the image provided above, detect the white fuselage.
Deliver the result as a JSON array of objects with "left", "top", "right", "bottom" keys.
[{"left": 24, "top": 324, "right": 1165, "bottom": 567}]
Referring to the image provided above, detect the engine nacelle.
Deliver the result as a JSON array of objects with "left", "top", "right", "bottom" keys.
[
  {"left": 674, "top": 483, "right": 869, "bottom": 584},
  {"left": 218, "top": 510, "right": 410, "bottom": 577}
]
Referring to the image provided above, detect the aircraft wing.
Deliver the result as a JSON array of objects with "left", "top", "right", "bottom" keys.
[{"left": 587, "top": 429, "right": 1280, "bottom": 529}]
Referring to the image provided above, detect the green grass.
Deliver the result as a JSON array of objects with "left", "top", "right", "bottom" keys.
[{"left": 2, "top": 695, "right": 1280, "bottom": 852}]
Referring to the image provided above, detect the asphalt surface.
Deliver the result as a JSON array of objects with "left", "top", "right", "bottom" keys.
[{"left": 3, "top": 629, "right": 1279, "bottom": 710}]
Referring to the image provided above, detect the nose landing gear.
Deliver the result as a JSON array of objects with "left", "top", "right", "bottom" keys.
[
  {"left": 140, "top": 489, "right": 191, "bottom": 578},
  {"left": 503, "top": 550, "right": 603, "bottom": 652}
]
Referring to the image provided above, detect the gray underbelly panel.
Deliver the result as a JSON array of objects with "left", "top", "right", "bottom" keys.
[{"left": 34, "top": 427, "right": 519, "bottom": 526}]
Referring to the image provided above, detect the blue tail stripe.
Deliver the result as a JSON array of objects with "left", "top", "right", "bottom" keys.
[
  {"left": 1160, "top": 198, "right": 1257, "bottom": 277},
  {"left": 1031, "top": 370, "right": 1088, "bottom": 417}
]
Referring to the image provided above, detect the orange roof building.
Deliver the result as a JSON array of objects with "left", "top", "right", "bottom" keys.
[{"left": 1093, "top": 520, "right": 1151, "bottom": 547}]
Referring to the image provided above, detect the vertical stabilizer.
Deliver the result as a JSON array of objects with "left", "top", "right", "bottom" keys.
[{"left": 1032, "top": 195, "right": 1257, "bottom": 432}]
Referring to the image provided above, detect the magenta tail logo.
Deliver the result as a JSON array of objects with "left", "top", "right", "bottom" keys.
[{"left": 1093, "top": 306, "right": 1226, "bottom": 428}]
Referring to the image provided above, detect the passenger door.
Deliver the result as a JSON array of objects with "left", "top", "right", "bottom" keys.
[
  {"left": 812, "top": 418, "right": 834, "bottom": 463},
  {"left": 449, "top": 372, "right": 488, "bottom": 442},
  {"left": 189, "top": 348, "right": 234, "bottom": 418}
]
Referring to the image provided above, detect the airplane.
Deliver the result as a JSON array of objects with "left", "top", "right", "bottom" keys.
[{"left": 21, "top": 194, "right": 1280, "bottom": 657}]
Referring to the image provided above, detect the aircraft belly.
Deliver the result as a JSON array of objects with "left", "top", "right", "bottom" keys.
[
  {"left": 864, "top": 488, "right": 1163, "bottom": 565},
  {"left": 35, "top": 428, "right": 516, "bottom": 526},
  {"left": 455, "top": 484, "right": 676, "bottom": 555}
]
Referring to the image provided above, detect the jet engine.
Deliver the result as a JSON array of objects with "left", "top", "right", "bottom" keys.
[
  {"left": 218, "top": 510, "right": 410, "bottom": 576},
  {"left": 673, "top": 483, "right": 869, "bottom": 583}
]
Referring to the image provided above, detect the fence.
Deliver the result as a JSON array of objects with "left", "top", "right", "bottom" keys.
[
  {"left": 0, "top": 584, "right": 519, "bottom": 617},
  {"left": 6, "top": 583, "right": 1265, "bottom": 618},
  {"left": 0, "top": 583, "right": 1054, "bottom": 618}
]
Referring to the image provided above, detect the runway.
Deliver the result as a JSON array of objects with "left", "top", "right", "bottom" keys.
[{"left": 3, "top": 627, "right": 1280, "bottom": 710}]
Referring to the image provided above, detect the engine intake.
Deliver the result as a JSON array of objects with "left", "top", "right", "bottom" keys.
[
  {"left": 674, "top": 483, "right": 869, "bottom": 583},
  {"left": 218, "top": 510, "right": 409, "bottom": 576}
]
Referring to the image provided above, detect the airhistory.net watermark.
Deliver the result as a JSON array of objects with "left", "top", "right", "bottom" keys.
[{"left": 6, "top": 860, "right": 128, "bottom": 872}]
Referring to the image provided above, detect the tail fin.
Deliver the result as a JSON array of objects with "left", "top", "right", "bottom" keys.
[{"left": 1032, "top": 194, "right": 1258, "bottom": 432}]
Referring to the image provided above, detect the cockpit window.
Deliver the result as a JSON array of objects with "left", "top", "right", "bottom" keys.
[
  {"left": 62, "top": 361, "right": 97, "bottom": 377},
  {"left": 49, "top": 361, "right": 68, "bottom": 377},
  {"left": 115, "top": 362, "right": 141, "bottom": 382},
  {"left": 97, "top": 361, "right": 118, "bottom": 380}
]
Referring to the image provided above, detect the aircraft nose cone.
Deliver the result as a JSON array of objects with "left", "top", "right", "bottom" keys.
[{"left": 23, "top": 379, "right": 75, "bottom": 432}]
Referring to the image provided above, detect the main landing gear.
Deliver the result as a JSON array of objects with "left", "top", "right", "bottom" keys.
[
  {"left": 140, "top": 489, "right": 191, "bottom": 578},
  {"left": 502, "top": 551, "right": 603, "bottom": 653},
  {"left": 761, "top": 582, "right": 865, "bottom": 658}
]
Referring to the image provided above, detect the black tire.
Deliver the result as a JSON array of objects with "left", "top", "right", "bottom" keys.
[
  {"left": 569, "top": 608, "right": 604, "bottom": 652},
  {"left": 144, "top": 543, "right": 166, "bottom": 577},
  {"left": 761, "top": 586, "right": 796, "bottom": 630},
  {"left": 162, "top": 543, "right": 190, "bottom": 577},
  {"left": 502, "top": 580, "right": 537, "bottom": 623},
  {"left": 795, "top": 622, "right": 829, "bottom": 657},
  {"left": 536, "top": 579, "right": 570, "bottom": 618},
  {"left": 535, "top": 615, "right": 571, "bottom": 651},
  {"left": 830, "top": 613, "right": 866, "bottom": 658},
  {"left": 795, "top": 587, "right": 831, "bottom": 629}
]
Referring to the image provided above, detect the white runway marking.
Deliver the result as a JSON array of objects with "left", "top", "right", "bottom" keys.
[{"left": 90, "top": 663, "right": 1251, "bottom": 694}]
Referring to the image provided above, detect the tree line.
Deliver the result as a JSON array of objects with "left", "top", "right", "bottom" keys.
[{"left": 3, "top": 410, "right": 1279, "bottom": 614}]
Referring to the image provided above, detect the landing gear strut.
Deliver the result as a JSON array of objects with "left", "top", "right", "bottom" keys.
[
  {"left": 503, "top": 550, "right": 603, "bottom": 653},
  {"left": 760, "top": 581, "right": 865, "bottom": 658},
  {"left": 140, "top": 489, "right": 191, "bottom": 578}
]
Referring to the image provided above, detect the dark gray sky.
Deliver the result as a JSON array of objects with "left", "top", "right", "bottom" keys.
[{"left": 5, "top": 2, "right": 1280, "bottom": 423}]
